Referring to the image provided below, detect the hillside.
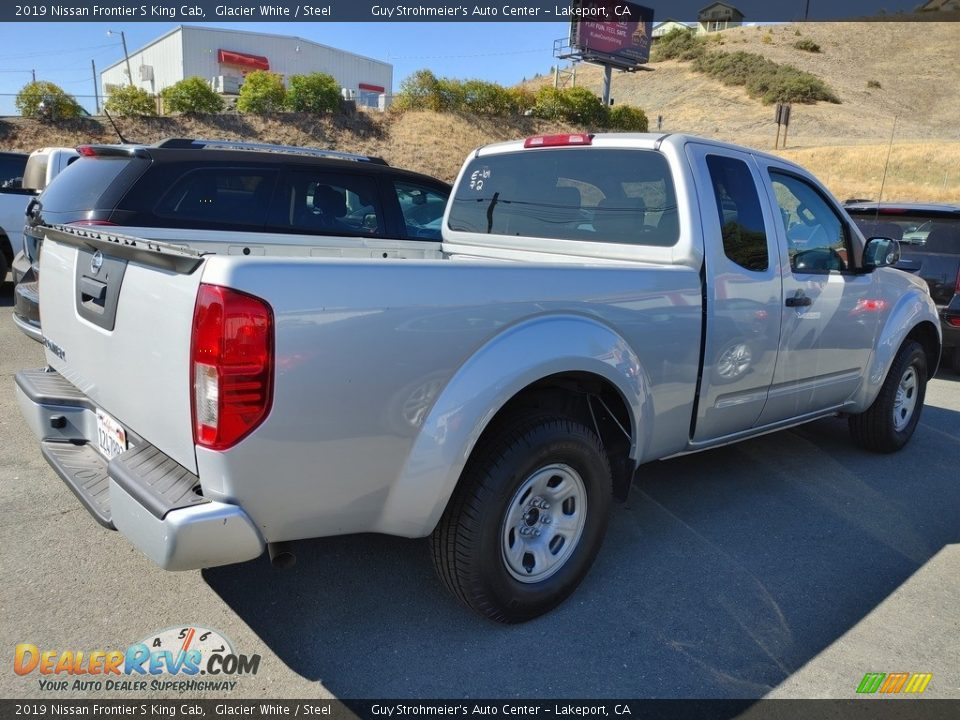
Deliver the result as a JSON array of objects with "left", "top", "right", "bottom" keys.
[
  {"left": 538, "top": 22, "right": 960, "bottom": 148},
  {"left": 1, "top": 22, "right": 957, "bottom": 203}
]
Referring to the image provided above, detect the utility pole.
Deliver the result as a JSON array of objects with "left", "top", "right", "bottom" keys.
[
  {"left": 31, "top": 69, "right": 36, "bottom": 83},
  {"left": 108, "top": 30, "right": 133, "bottom": 87},
  {"left": 91, "top": 59, "right": 100, "bottom": 114}
]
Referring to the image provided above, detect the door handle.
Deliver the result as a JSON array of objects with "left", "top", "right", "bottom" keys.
[{"left": 785, "top": 294, "right": 812, "bottom": 308}]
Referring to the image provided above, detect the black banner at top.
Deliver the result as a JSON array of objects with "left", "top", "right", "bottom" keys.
[{"left": 1, "top": 0, "right": 958, "bottom": 23}]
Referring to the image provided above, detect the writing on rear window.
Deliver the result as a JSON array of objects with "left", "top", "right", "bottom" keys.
[{"left": 448, "top": 149, "right": 679, "bottom": 248}]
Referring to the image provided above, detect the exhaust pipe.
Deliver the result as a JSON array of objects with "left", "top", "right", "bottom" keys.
[{"left": 267, "top": 541, "right": 296, "bottom": 569}]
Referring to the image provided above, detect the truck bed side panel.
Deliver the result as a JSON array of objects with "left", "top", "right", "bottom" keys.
[{"left": 195, "top": 257, "right": 703, "bottom": 541}]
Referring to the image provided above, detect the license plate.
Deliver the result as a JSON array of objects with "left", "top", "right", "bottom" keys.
[{"left": 96, "top": 408, "right": 127, "bottom": 461}]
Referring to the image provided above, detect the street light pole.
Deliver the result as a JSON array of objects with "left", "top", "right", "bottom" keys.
[{"left": 108, "top": 30, "right": 134, "bottom": 87}]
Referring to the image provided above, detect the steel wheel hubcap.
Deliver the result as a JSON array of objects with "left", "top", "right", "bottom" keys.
[
  {"left": 501, "top": 463, "right": 587, "bottom": 583},
  {"left": 893, "top": 366, "right": 918, "bottom": 432}
]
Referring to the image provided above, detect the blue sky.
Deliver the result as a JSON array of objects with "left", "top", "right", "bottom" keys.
[{"left": 0, "top": 22, "right": 576, "bottom": 115}]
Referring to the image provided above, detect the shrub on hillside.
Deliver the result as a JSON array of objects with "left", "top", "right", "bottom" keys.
[
  {"left": 462, "top": 79, "right": 514, "bottom": 115},
  {"left": 867, "top": 79, "right": 882, "bottom": 89},
  {"left": 287, "top": 72, "right": 341, "bottom": 113},
  {"left": 15, "top": 81, "right": 83, "bottom": 119},
  {"left": 793, "top": 39, "right": 821, "bottom": 53},
  {"left": 104, "top": 85, "right": 156, "bottom": 116},
  {"left": 652, "top": 28, "right": 706, "bottom": 62},
  {"left": 694, "top": 51, "right": 839, "bottom": 104},
  {"left": 506, "top": 87, "right": 536, "bottom": 115},
  {"left": 393, "top": 69, "right": 440, "bottom": 111},
  {"left": 608, "top": 105, "right": 649, "bottom": 131},
  {"left": 160, "top": 77, "right": 224, "bottom": 114},
  {"left": 237, "top": 71, "right": 287, "bottom": 114}
]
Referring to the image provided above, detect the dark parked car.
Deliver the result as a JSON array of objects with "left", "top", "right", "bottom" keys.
[
  {"left": 0, "top": 150, "right": 27, "bottom": 188},
  {"left": 846, "top": 202, "right": 960, "bottom": 373},
  {"left": 14, "top": 138, "right": 451, "bottom": 340}
]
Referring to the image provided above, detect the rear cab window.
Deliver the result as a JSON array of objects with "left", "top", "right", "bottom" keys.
[{"left": 447, "top": 148, "right": 679, "bottom": 248}]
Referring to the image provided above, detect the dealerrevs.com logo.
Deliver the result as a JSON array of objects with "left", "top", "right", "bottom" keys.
[{"left": 14, "top": 626, "right": 261, "bottom": 693}]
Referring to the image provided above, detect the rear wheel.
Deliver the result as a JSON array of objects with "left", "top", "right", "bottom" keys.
[
  {"left": 848, "top": 340, "right": 927, "bottom": 453},
  {"left": 431, "top": 412, "right": 612, "bottom": 623},
  {"left": 952, "top": 348, "right": 960, "bottom": 376}
]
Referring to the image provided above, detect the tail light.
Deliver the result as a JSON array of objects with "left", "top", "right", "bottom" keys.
[
  {"left": 68, "top": 220, "right": 118, "bottom": 227},
  {"left": 191, "top": 284, "right": 274, "bottom": 451}
]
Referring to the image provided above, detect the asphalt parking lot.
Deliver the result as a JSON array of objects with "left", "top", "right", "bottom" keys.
[{"left": 1, "top": 279, "right": 957, "bottom": 701}]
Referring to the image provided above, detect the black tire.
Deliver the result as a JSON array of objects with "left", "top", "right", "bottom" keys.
[
  {"left": 431, "top": 412, "right": 612, "bottom": 623},
  {"left": 951, "top": 348, "right": 960, "bottom": 376},
  {"left": 0, "top": 251, "right": 8, "bottom": 288},
  {"left": 848, "top": 340, "right": 927, "bottom": 453}
]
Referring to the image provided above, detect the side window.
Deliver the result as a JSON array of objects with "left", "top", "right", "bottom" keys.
[
  {"left": 770, "top": 171, "right": 851, "bottom": 273},
  {"left": 155, "top": 168, "right": 276, "bottom": 227},
  {"left": 394, "top": 181, "right": 448, "bottom": 240},
  {"left": 270, "top": 171, "right": 383, "bottom": 237},
  {"left": 705, "top": 155, "right": 769, "bottom": 272}
]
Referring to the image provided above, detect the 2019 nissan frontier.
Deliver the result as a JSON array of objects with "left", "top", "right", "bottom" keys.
[{"left": 16, "top": 133, "right": 941, "bottom": 622}]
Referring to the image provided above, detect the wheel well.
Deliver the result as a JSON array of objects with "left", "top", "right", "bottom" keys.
[
  {"left": 477, "top": 372, "right": 636, "bottom": 501},
  {"left": 905, "top": 321, "right": 941, "bottom": 376}
]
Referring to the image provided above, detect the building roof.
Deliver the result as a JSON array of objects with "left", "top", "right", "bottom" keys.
[
  {"left": 698, "top": 2, "right": 746, "bottom": 18},
  {"left": 101, "top": 25, "right": 391, "bottom": 75}
]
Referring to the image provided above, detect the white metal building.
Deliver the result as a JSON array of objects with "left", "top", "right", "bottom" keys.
[{"left": 101, "top": 25, "right": 393, "bottom": 110}]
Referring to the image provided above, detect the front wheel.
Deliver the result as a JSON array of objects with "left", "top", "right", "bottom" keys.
[
  {"left": 848, "top": 340, "right": 928, "bottom": 453},
  {"left": 431, "top": 413, "right": 612, "bottom": 623}
]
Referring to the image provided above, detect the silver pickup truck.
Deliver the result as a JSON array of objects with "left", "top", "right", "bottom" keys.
[{"left": 16, "top": 133, "right": 940, "bottom": 623}]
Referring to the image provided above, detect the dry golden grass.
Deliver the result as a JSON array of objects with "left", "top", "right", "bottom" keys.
[
  {"left": 0, "top": 111, "right": 955, "bottom": 203},
  {"left": 777, "top": 141, "right": 960, "bottom": 203}
]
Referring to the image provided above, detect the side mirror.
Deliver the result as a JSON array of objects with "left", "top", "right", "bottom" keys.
[{"left": 862, "top": 236, "right": 901, "bottom": 271}]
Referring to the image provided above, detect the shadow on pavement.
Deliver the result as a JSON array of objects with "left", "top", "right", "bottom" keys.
[{"left": 204, "top": 407, "right": 960, "bottom": 699}]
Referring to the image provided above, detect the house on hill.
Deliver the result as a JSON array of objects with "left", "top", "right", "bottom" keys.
[
  {"left": 697, "top": 2, "right": 745, "bottom": 33},
  {"left": 652, "top": 20, "right": 695, "bottom": 39}
]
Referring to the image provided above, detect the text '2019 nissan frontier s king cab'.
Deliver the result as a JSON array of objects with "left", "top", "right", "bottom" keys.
[{"left": 16, "top": 133, "right": 940, "bottom": 623}]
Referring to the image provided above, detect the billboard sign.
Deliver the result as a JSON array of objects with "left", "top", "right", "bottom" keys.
[{"left": 569, "top": 1, "right": 655, "bottom": 69}]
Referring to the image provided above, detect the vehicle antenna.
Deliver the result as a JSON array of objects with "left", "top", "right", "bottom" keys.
[
  {"left": 103, "top": 108, "right": 132, "bottom": 145},
  {"left": 875, "top": 114, "right": 898, "bottom": 224}
]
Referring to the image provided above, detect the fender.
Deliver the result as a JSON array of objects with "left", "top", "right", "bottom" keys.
[
  {"left": 851, "top": 276, "right": 941, "bottom": 412},
  {"left": 374, "top": 314, "right": 653, "bottom": 537}
]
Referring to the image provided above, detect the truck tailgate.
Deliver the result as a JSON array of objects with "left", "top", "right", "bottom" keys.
[{"left": 38, "top": 226, "right": 205, "bottom": 473}]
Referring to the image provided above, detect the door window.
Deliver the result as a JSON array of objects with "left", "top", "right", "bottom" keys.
[
  {"left": 394, "top": 181, "right": 448, "bottom": 240},
  {"left": 706, "top": 155, "right": 769, "bottom": 271},
  {"left": 769, "top": 171, "right": 851, "bottom": 273},
  {"left": 271, "top": 172, "right": 383, "bottom": 237}
]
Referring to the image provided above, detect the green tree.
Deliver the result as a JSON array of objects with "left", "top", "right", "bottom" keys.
[
  {"left": 160, "top": 77, "right": 224, "bottom": 114},
  {"left": 393, "top": 69, "right": 440, "bottom": 111},
  {"left": 15, "top": 81, "right": 82, "bottom": 119},
  {"left": 104, "top": 85, "right": 156, "bottom": 116},
  {"left": 287, "top": 72, "right": 341, "bottom": 113},
  {"left": 236, "top": 70, "right": 287, "bottom": 114}
]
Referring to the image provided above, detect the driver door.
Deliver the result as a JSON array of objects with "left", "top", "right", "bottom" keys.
[{"left": 756, "top": 166, "right": 880, "bottom": 424}]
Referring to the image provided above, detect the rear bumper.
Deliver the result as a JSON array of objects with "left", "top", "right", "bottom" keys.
[{"left": 15, "top": 368, "right": 265, "bottom": 570}]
